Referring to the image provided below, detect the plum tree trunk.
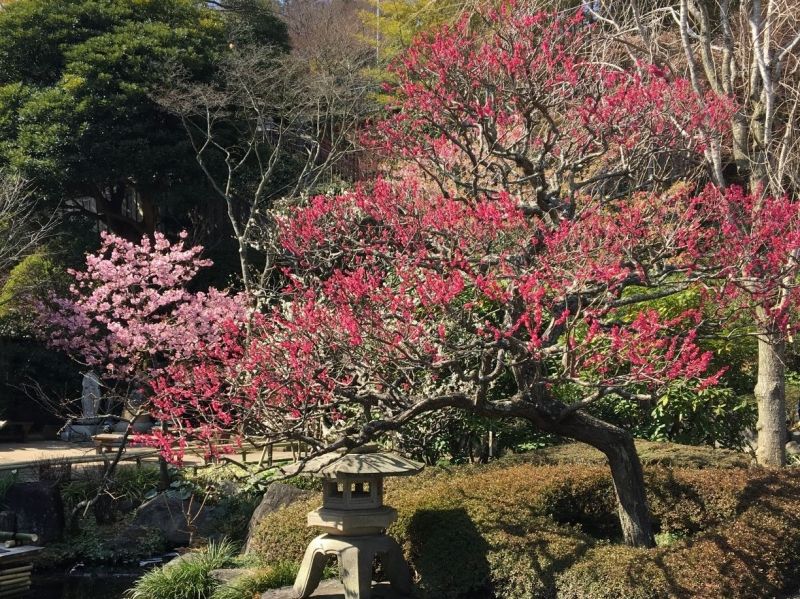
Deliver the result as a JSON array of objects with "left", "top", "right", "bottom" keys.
[
  {"left": 603, "top": 435, "right": 654, "bottom": 547},
  {"left": 548, "top": 410, "right": 655, "bottom": 548},
  {"left": 755, "top": 326, "right": 786, "bottom": 467}
]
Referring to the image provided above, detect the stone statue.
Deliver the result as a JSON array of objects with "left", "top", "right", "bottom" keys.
[{"left": 80, "top": 371, "right": 102, "bottom": 418}]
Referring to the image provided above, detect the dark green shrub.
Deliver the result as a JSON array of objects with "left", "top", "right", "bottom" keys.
[
  {"left": 397, "top": 409, "right": 559, "bottom": 465},
  {"left": 61, "top": 465, "right": 162, "bottom": 514},
  {"left": 587, "top": 385, "right": 756, "bottom": 451}
]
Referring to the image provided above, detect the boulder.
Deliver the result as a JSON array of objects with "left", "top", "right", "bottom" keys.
[
  {"left": 193, "top": 503, "right": 233, "bottom": 542},
  {"left": 786, "top": 440, "right": 800, "bottom": 456},
  {"left": 244, "top": 483, "right": 308, "bottom": 553},
  {"left": 127, "top": 493, "right": 206, "bottom": 547},
  {"left": 4, "top": 481, "right": 64, "bottom": 543}
]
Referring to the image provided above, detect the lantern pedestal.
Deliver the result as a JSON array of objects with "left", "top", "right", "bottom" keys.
[{"left": 293, "top": 534, "right": 412, "bottom": 599}]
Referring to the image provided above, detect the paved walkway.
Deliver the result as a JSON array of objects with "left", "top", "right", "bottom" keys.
[
  {"left": 0, "top": 440, "right": 297, "bottom": 468},
  {"left": 0, "top": 440, "right": 99, "bottom": 464}
]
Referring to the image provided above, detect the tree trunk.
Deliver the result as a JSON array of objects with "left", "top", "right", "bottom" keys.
[
  {"left": 754, "top": 326, "right": 786, "bottom": 467},
  {"left": 603, "top": 435, "right": 654, "bottom": 547},
  {"left": 547, "top": 410, "right": 655, "bottom": 547},
  {"left": 139, "top": 191, "right": 158, "bottom": 236},
  {"left": 491, "top": 367, "right": 655, "bottom": 547}
]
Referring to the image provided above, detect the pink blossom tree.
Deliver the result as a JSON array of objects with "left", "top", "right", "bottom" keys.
[{"left": 40, "top": 230, "right": 246, "bottom": 393}]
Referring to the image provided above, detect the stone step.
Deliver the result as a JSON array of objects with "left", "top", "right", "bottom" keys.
[{"left": 261, "top": 580, "right": 410, "bottom": 598}]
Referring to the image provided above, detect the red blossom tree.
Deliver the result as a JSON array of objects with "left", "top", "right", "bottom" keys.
[
  {"left": 147, "top": 176, "right": 727, "bottom": 548},
  {"left": 139, "top": 7, "right": 743, "bottom": 548},
  {"left": 699, "top": 185, "right": 800, "bottom": 464}
]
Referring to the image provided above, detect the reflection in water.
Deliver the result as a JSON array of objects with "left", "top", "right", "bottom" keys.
[{"left": 27, "top": 574, "right": 136, "bottom": 599}]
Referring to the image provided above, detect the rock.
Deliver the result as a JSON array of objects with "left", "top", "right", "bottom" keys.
[
  {"left": 193, "top": 504, "right": 231, "bottom": 542},
  {"left": 786, "top": 440, "right": 800, "bottom": 456},
  {"left": 127, "top": 493, "right": 206, "bottom": 547},
  {"left": 163, "top": 550, "right": 201, "bottom": 569},
  {"left": 4, "top": 481, "right": 64, "bottom": 543},
  {"left": 211, "top": 568, "right": 251, "bottom": 584},
  {"left": 244, "top": 483, "right": 308, "bottom": 553}
]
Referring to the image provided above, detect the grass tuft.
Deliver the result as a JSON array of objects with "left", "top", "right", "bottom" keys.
[{"left": 126, "top": 538, "right": 237, "bottom": 599}]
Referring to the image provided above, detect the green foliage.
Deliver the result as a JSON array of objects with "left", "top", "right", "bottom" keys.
[
  {"left": 654, "top": 530, "right": 685, "bottom": 547},
  {"left": 618, "top": 283, "right": 759, "bottom": 395},
  {"left": 361, "top": 0, "right": 467, "bottom": 61},
  {"left": 204, "top": 493, "right": 261, "bottom": 544},
  {"left": 648, "top": 385, "right": 756, "bottom": 450},
  {"left": 249, "top": 443, "right": 791, "bottom": 598},
  {"left": 0, "top": 471, "right": 17, "bottom": 503},
  {"left": 0, "top": 251, "right": 63, "bottom": 318},
  {"left": 126, "top": 538, "right": 237, "bottom": 599},
  {"left": 42, "top": 517, "right": 166, "bottom": 565},
  {"left": 0, "top": 0, "right": 286, "bottom": 239},
  {"left": 546, "top": 283, "right": 758, "bottom": 449},
  {"left": 61, "top": 465, "right": 162, "bottom": 513},
  {"left": 586, "top": 384, "right": 756, "bottom": 451},
  {"left": 213, "top": 0, "right": 289, "bottom": 48},
  {"left": 398, "top": 408, "right": 558, "bottom": 465}
]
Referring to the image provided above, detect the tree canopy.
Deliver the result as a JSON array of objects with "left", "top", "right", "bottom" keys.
[{"left": 0, "top": 0, "right": 286, "bottom": 238}]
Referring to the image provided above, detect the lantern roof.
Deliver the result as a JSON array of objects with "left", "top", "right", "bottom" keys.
[{"left": 282, "top": 444, "right": 423, "bottom": 479}]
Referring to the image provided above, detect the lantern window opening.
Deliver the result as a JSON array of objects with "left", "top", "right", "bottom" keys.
[
  {"left": 352, "top": 481, "right": 371, "bottom": 498},
  {"left": 325, "top": 480, "right": 345, "bottom": 499}
]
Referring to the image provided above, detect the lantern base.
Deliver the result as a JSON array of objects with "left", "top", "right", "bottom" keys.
[
  {"left": 293, "top": 533, "right": 413, "bottom": 599},
  {"left": 307, "top": 506, "right": 397, "bottom": 536}
]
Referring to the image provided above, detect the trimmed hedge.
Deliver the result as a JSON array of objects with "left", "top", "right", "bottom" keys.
[
  {"left": 248, "top": 443, "right": 799, "bottom": 598},
  {"left": 503, "top": 439, "right": 754, "bottom": 470},
  {"left": 557, "top": 472, "right": 800, "bottom": 598}
]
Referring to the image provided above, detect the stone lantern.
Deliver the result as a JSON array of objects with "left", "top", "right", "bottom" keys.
[{"left": 285, "top": 445, "right": 423, "bottom": 599}]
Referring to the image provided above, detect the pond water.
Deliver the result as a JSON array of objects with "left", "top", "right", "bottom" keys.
[{"left": 26, "top": 572, "right": 137, "bottom": 599}]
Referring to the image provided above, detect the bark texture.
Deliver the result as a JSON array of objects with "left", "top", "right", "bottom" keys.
[{"left": 755, "top": 329, "right": 787, "bottom": 467}]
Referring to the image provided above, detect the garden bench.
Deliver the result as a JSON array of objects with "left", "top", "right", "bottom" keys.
[{"left": 92, "top": 433, "right": 127, "bottom": 454}]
